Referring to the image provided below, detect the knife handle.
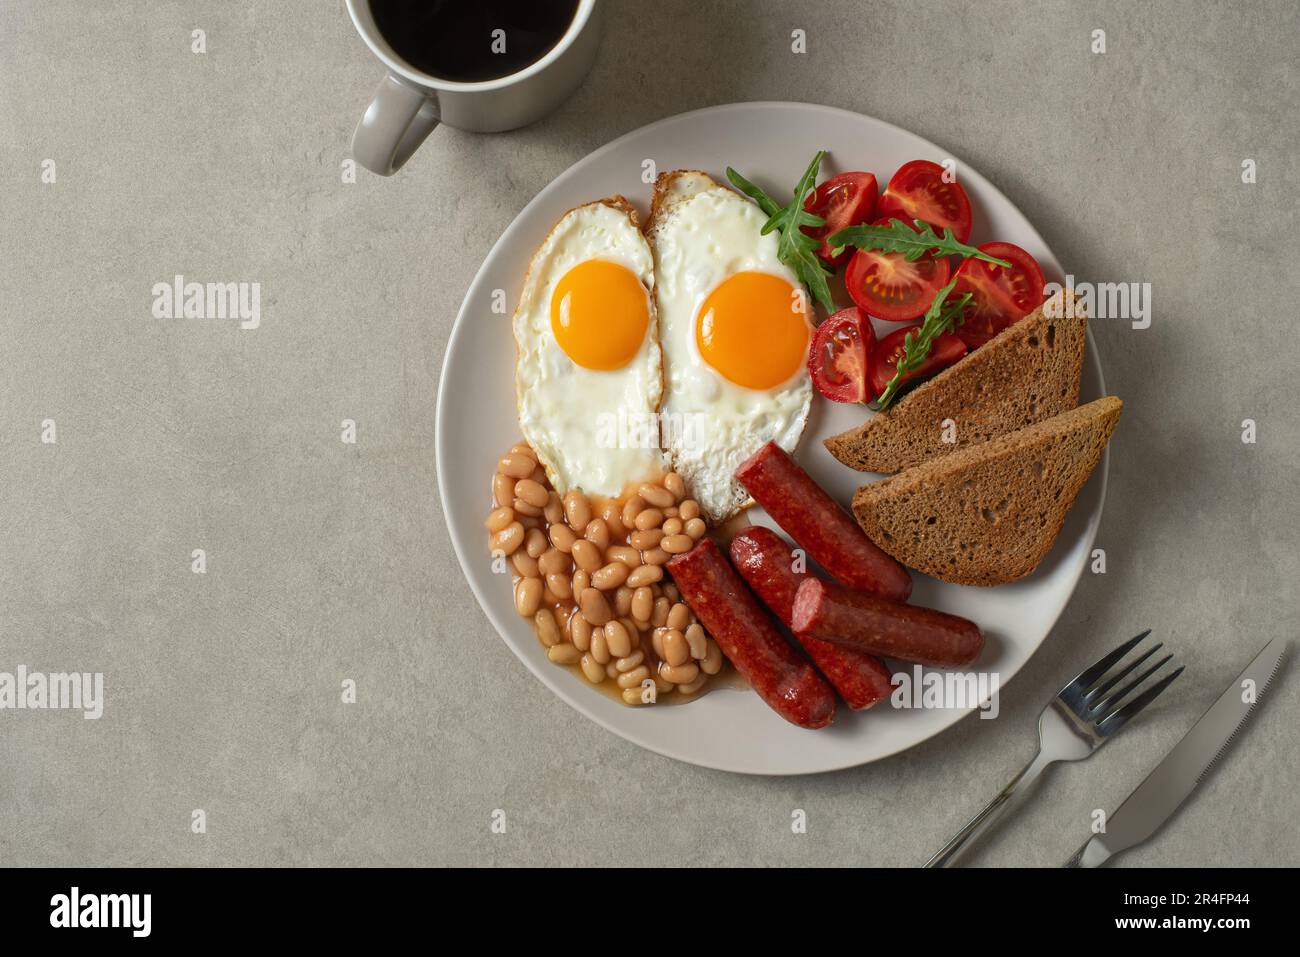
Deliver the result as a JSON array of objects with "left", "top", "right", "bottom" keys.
[{"left": 926, "top": 750, "right": 1052, "bottom": 867}]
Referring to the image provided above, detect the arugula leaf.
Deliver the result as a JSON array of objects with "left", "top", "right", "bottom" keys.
[
  {"left": 828, "top": 218, "right": 1012, "bottom": 267},
  {"left": 726, "top": 152, "right": 835, "bottom": 311},
  {"left": 872, "top": 278, "right": 972, "bottom": 411}
]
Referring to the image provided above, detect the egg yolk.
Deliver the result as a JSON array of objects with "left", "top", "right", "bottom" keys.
[
  {"left": 696, "top": 272, "right": 810, "bottom": 390},
  {"left": 550, "top": 260, "right": 650, "bottom": 371}
]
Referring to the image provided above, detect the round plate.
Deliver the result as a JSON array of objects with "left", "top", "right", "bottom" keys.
[{"left": 436, "top": 102, "right": 1106, "bottom": 775}]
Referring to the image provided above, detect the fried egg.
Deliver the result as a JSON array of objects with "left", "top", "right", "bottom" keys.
[
  {"left": 514, "top": 198, "right": 668, "bottom": 497},
  {"left": 648, "top": 171, "right": 813, "bottom": 523}
]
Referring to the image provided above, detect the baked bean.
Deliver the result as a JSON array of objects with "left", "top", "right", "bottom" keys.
[
  {"left": 491, "top": 522, "right": 525, "bottom": 555},
  {"left": 661, "top": 517, "right": 683, "bottom": 536},
  {"left": 701, "top": 639, "right": 723, "bottom": 675},
  {"left": 626, "top": 564, "right": 663, "bottom": 588},
  {"left": 606, "top": 545, "right": 641, "bottom": 567},
  {"left": 638, "top": 484, "right": 675, "bottom": 509},
  {"left": 629, "top": 528, "right": 663, "bottom": 550},
  {"left": 547, "top": 644, "right": 581, "bottom": 665},
  {"left": 515, "top": 578, "right": 542, "bottom": 617},
  {"left": 684, "top": 623, "right": 707, "bottom": 660},
  {"left": 652, "top": 598, "right": 671, "bottom": 628},
  {"left": 666, "top": 603, "right": 691, "bottom": 632},
  {"left": 590, "top": 627, "right": 611, "bottom": 665},
  {"left": 534, "top": 609, "right": 562, "bottom": 647},
  {"left": 615, "top": 650, "right": 645, "bottom": 672},
  {"left": 513, "top": 478, "right": 548, "bottom": 509},
  {"left": 528, "top": 465, "right": 547, "bottom": 486},
  {"left": 622, "top": 687, "right": 651, "bottom": 706},
  {"left": 579, "top": 587, "right": 612, "bottom": 626},
  {"left": 524, "top": 528, "right": 548, "bottom": 558},
  {"left": 584, "top": 518, "right": 610, "bottom": 551},
  {"left": 493, "top": 474, "right": 516, "bottom": 508},
  {"left": 485, "top": 506, "right": 514, "bottom": 532},
  {"left": 579, "top": 653, "right": 605, "bottom": 684},
  {"left": 549, "top": 523, "right": 576, "bottom": 553},
  {"left": 664, "top": 506, "right": 679, "bottom": 519},
  {"left": 619, "top": 617, "right": 641, "bottom": 645},
  {"left": 512, "top": 551, "right": 539, "bottom": 578},
  {"left": 563, "top": 490, "right": 592, "bottom": 531},
  {"left": 661, "top": 533, "right": 694, "bottom": 555},
  {"left": 545, "top": 572, "right": 572, "bottom": 601},
  {"left": 662, "top": 628, "right": 690, "bottom": 666},
  {"left": 685, "top": 517, "right": 707, "bottom": 540},
  {"left": 591, "top": 561, "right": 629, "bottom": 591},
  {"left": 676, "top": 674, "right": 708, "bottom": 695},
  {"left": 571, "top": 539, "right": 602, "bottom": 573},
  {"left": 651, "top": 627, "right": 667, "bottom": 659},
  {"left": 613, "top": 585, "right": 634, "bottom": 616},
  {"left": 654, "top": 673, "right": 675, "bottom": 694},
  {"left": 510, "top": 442, "right": 535, "bottom": 459},
  {"left": 663, "top": 583, "right": 680, "bottom": 602},
  {"left": 679, "top": 499, "right": 700, "bottom": 521},
  {"left": 572, "top": 569, "right": 590, "bottom": 595},
  {"left": 513, "top": 498, "right": 542, "bottom": 518},
  {"left": 519, "top": 516, "right": 541, "bottom": 530},
  {"left": 541, "top": 586, "right": 560, "bottom": 605},
  {"left": 641, "top": 547, "right": 670, "bottom": 566},
  {"left": 599, "top": 503, "right": 627, "bottom": 539},
  {"left": 634, "top": 508, "right": 664, "bottom": 531},
  {"left": 616, "top": 666, "right": 651, "bottom": 690},
  {"left": 560, "top": 608, "right": 575, "bottom": 640},
  {"left": 571, "top": 615, "right": 593, "bottom": 652},
  {"left": 604, "top": 620, "right": 632, "bottom": 658},
  {"left": 631, "top": 586, "right": 654, "bottom": 622},
  {"left": 664, "top": 472, "right": 686, "bottom": 500},
  {"left": 498, "top": 453, "right": 534, "bottom": 479},
  {"left": 543, "top": 492, "right": 565, "bottom": 525},
  {"left": 660, "top": 661, "right": 699, "bottom": 684},
  {"left": 621, "top": 495, "right": 646, "bottom": 528},
  {"left": 538, "top": 548, "right": 570, "bottom": 577}
]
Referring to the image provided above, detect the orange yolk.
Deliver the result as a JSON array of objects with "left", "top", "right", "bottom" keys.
[
  {"left": 696, "top": 272, "right": 810, "bottom": 390},
  {"left": 550, "top": 260, "right": 649, "bottom": 371}
]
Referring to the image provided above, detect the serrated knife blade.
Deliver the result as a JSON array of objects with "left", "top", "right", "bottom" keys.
[{"left": 1066, "top": 638, "right": 1287, "bottom": 868}]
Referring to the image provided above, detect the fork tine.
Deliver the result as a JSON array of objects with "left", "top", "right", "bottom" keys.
[
  {"left": 1065, "top": 629, "right": 1152, "bottom": 695},
  {"left": 1092, "top": 654, "right": 1174, "bottom": 717},
  {"left": 1096, "top": 666, "right": 1184, "bottom": 737},
  {"left": 1084, "top": 642, "right": 1163, "bottom": 707}
]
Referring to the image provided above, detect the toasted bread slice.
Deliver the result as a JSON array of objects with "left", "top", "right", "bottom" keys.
[
  {"left": 851, "top": 396, "right": 1122, "bottom": 586},
  {"left": 825, "top": 289, "right": 1088, "bottom": 473}
]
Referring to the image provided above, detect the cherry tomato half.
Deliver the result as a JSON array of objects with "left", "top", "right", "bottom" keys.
[
  {"left": 868, "top": 325, "right": 967, "bottom": 399},
  {"left": 952, "top": 241, "right": 1047, "bottom": 349},
  {"left": 809, "top": 307, "right": 876, "bottom": 403},
  {"left": 845, "top": 218, "right": 952, "bottom": 322},
  {"left": 878, "top": 159, "right": 973, "bottom": 244},
  {"left": 802, "top": 171, "right": 878, "bottom": 268}
]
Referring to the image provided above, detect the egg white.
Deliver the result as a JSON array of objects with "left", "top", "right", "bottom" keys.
[
  {"left": 514, "top": 199, "right": 668, "bottom": 498},
  {"left": 650, "top": 174, "right": 812, "bottom": 524}
]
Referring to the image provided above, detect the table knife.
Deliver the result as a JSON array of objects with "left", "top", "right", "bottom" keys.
[{"left": 1066, "top": 638, "right": 1287, "bottom": 867}]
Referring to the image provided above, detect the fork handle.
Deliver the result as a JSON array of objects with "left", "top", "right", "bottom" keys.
[{"left": 925, "top": 750, "right": 1053, "bottom": 867}]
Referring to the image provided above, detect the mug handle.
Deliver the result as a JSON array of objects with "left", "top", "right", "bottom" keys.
[{"left": 351, "top": 72, "right": 440, "bottom": 176}]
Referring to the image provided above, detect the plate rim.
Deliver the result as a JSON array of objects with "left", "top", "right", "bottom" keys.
[{"left": 435, "top": 101, "right": 1109, "bottom": 775}]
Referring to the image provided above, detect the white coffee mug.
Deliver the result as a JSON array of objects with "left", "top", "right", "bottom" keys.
[{"left": 346, "top": 0, "right": 602, "bottom": 176}]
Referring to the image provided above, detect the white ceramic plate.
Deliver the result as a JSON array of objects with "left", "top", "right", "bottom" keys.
[{"left": 436, "top": 102, "right": 1106, "bottom": 775}]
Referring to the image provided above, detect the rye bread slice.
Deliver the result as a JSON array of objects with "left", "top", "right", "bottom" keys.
[
  {"left": 825, "top": 289, "right": 1088, "bottom": 473},
  {"left": 851, "top": 396, "right": 1122, "bottom": 586}
]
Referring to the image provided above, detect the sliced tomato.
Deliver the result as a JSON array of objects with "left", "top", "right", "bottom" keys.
[
  {"left": 844, "top": 218, "right": 951, "bottom": 322},
  {"left": 809, "top": 307, "right": 876, "bottom": 403},
  {"left": 878, "top": 160, "right": 973, "bottom": 243},
  {"left": 802, "top": 171, "right": 878, "bottom": 268},
  {"left": 868, "top": 325, "right": 967, "bottom": 398},
  {"left": 951, "top": 242, "right": 1047, "bottom": 348}
]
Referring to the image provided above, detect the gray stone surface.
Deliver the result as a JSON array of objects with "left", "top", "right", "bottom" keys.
[{"left": 1, "top": 0, "right": 1297, "bottom": 867}]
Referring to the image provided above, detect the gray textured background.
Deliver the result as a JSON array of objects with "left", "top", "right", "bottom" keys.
[{"left": 2, "top": 0, "right": 1297, "bottom": 867}]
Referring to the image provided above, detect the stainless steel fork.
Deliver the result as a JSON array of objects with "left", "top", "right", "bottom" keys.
[{"left": 926, "top": 630, "right": 1182, "bottom": 868}]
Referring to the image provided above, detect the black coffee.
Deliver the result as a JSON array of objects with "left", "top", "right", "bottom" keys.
[{"left": 371, "top": 0, "right": 581, "bottom": 83}]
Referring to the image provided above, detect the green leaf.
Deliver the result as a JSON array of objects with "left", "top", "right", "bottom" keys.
[
  {"left": 872, "top": 280, "right": 973, "bottom": 411},
  {"left": 827, "top": 218, "right": 1012, "bottom": 267},
  {"left": 726, "top": 153, "right": 835, "bottom": 311}
]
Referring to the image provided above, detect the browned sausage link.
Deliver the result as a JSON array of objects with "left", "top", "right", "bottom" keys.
[
  {"left": 734, "top": 441, "right": 912, "bottom": 602},
  {"left": 667, "top": 539, "right": 836, "bottom": 729},
  {"left": 791, "top": 578, "right": 984, "bottom": 667},
  {"left": 730, "top": 527, "right": 895, "bottom": 711}
]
